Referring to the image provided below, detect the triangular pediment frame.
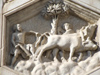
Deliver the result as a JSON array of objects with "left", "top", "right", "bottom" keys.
[{"left": 1, "top": 0, "right": 100, "bottom": 75}]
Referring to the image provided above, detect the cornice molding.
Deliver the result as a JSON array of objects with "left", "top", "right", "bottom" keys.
[
  {"left": 64, "top": 0, "right": 100, "bottom": 23},
  {"left": 3, "top": 0, "right": 40, "bottom": 16}
]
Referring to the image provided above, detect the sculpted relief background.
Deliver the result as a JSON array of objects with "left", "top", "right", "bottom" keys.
[{"left": 1, "top": 0, "right": 100, "bottom": 75}]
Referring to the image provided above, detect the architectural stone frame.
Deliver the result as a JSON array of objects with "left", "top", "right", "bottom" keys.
[
  {"left": 1, "top": 0, "right": 100, "bottom": 75},
  {"left": 0, "top": 0, "right": 3, "bottom": 67},
  {"left": 1, "top": 0, "right": 47, "bottom": 68},
  {"left": 64, "top": 0, "right": 100, "bottom": 23},
  {"left": 71, "top": 0, "right": 100, "bottom": 14}
]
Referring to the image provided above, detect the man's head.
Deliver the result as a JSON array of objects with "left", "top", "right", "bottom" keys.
[
  {"left": 64, "top": 23, "right": 70, "bottom": 30},
  {"left": 13, "top": 24, "right": 22, "bottom": 32}
]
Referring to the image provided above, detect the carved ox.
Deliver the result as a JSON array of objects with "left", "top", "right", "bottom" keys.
[{"left": 36, "top": 33, "right": 97, "bottom": 61}]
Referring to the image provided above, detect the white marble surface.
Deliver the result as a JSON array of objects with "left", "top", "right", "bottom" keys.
[
  {"left": 71, "top": 0, "right": 100, "bottom": 13},
  {"left": 0, "top": 0, "right": 3, "bottom": 49},
  {"left": 1, "top": 0, "right": 100, "bottom": 75},
  {"left": 3, "top": 0, "right": 30, "bottom": 13},
  {"left": 0, "top": 66, "right": 19, "bottom": 75},
  {"left": 0, "top": 0, "right": 3, "bottom": 67},
  {"left": 89, "top": 68, "right": 100, "bottom": 75}
]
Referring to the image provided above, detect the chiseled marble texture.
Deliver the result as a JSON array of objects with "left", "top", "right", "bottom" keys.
[
  {"left": 71, "top": 0, "right": 100, "bottom": 13},
  {"left": 3, "top": 0, "right": 32, "bottom": 13},
  {"left": 1, "top": 0, "right": 100, "bottom": 75},
  {"left": 0, "top": 0, "right": 3, "bottom": 67}
]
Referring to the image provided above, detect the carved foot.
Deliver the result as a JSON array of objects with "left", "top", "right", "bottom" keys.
[
  {"left": 53, "top": 56, "right": 59, "bottom": 62},
  {"left": 68, "top": 58, "right": 73, "bottom": 62},
  {"left": 37, "top": 57, "right": 42, "bottom": 63},
  {"left": 61, "top": 57, "right": 67, "bottom": 62}
]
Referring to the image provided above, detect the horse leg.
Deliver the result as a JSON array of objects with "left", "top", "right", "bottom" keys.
[
  {"left": 35, "top": 36, "right": 42, "bottom": 48},
  {"left": 87, "top": 51, "right": 92, "bottom": 57},
  {"left": 68, "top": 46, "right": 75, "bottom": 61},
  {"left": 34, "top": 46, "right": 43, "bottom": 58},
  {"left": 77, "top": 52, "right": 83, "bottom": 62},
  {"left": 37, "top": 44, "right": 56, "bottom": 61},
  {"left": 46, "top": 50, "right": 52, "bottom": 60},
  {"left": 52, "top": 48, "right": 59, "bottom": 61}
]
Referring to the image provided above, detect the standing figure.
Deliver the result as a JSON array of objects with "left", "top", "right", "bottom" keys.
[{"left": 11, "top": 24, "right": 31, "bottom": 66}]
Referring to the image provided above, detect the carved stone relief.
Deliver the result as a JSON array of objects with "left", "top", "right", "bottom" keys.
[
  {"left": 2, "top": 0, "right": 100, "bottom": 75},
  {"left": 3, "top": 0, "right": 14, "bottom": 3}
]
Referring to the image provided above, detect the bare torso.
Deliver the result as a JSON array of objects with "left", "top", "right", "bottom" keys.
[{"left": 13, "top": 32, "right": 25, "bottom": 45}]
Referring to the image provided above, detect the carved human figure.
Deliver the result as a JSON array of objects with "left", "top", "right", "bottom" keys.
[
  {"left": 63, "top": 23, "right": 74, "bottom": 34},
  {"left": 11, "top": 24, "right": 31, "bottom": 66},
  {"left": 58, "top": 23, "right": 74, "bottom": 35}
]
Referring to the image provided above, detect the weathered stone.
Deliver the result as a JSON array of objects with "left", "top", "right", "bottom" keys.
[{"left": 1, "top": 0, "right": 100, "bottom": 75}]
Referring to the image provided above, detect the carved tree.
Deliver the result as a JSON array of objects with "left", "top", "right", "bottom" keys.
[{"left": 42, "top": 0, "right": 69, "bottom": 34}]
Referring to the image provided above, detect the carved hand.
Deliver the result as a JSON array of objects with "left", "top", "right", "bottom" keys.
[{"left": 15, "top": 44, "right": 20, "bottom": 48}]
